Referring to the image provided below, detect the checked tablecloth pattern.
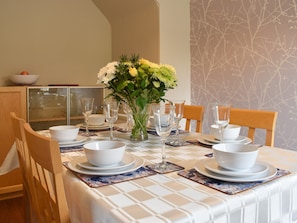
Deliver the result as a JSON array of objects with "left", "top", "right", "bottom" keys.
[{"left": 60, "top": 131, "right": 297, "bottom": 223}]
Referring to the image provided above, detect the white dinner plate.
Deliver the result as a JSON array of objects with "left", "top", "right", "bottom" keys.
[
  {"left": 78, "top": 123, "right": 110, "bottom": 131},
  {"left": 197, "top": 134, "right": 214, "bottom": 146},
  {"left": 76, "top": 153, "right": 136, "bottom": 171},
  {"left": 202, "top": 134, "right": 252, "bottom": 145},
  {"left": 66, "top": 156, "right": 144, "bottom": 176},
  {"left": 58, "top": 135, "right": 88, "bottom": 148},
  {"left": 194, "top": 158, "right": 277, "bottom": 182},
  {"left": 204, "top": 158, "right": 269, "bottom": 177}
]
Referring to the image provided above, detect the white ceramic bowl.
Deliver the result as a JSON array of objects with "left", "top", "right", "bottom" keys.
[
  {"left": 9, "top": 74, "right": 39, "bottom": 85},
  {"left": 210, "top": 124, "right": 241, "bottom": 141},
  {"left": 212, "top": 143, "right": 259, "bottom": 171},
  {"left": 49, "top": 125, "right": 79, "bottom": 142},
  {"left": 84, "top": 141, "right": 126, "bottom": 166},
  {"left": 88, "top": 114, "right": 105, "bottom": 126}
]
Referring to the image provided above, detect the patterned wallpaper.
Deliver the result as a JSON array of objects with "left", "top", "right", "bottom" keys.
[{"left": 190, "top": 0, "right": 297, "bottom": 150}]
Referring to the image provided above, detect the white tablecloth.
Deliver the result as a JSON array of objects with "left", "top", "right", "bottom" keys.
[{"left": 61, "top": 131, "right": 297, "bottom": 223}]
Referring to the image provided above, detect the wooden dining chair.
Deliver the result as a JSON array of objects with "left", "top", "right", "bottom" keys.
[
  {"left": 183, "top": 105, "right": 204, "bottom": 133},
  {"left": 10, "top": 112, "right": 39, "bottom": 223},
  {"left": 23, "top": 122, "right": 70, "bottom": 223},
  {"left": 229, "top": 108, "right": 278, "bottom": 146}
]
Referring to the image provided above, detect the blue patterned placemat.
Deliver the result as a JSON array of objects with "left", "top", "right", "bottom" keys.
[
  {"left": 178, "top": 168, "right": 290, "bottom": 195},
  {"left": 60, "top": 145, "right": 84, "bottom": 153},
  {"left": 64, "top": 163, "right": 157, "bottom": 188}
]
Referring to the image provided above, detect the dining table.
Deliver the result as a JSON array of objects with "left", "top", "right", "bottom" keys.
[{"left": 44, "top": 126, "right": 297, "bottom": 223}]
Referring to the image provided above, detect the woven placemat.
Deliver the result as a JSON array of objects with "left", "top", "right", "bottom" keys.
[
  {"left": 64, "top": 163, "right": 157, "bottom": 188},
  {"left": 178, "top": 168, "right": 290, "bottom": 195}
]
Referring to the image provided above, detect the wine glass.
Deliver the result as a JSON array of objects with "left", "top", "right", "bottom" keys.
[
  {"left": 80, "top": 98, "right": 94, "bottom": 137},
  {"left": 169, "top": 100, "right": 185, "bottom": 146},
  {"left": 152, "top": 103, "right": 175, "bottom": 173},
  {"left": 104, "top": 100, "right": 119, "bottom": 140},
  {"left": 212, "top": 103, "right": 231, "bottom": 143},
  {"left": 122, "top": 102, "right": 133, "bottom": 132}
]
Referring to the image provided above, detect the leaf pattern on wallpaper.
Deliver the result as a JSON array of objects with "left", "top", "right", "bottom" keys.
[{"left": 190, "top": 0, "right": 297, "bottom": 150}]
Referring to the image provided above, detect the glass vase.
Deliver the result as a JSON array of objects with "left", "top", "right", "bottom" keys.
[{"left": 130, "top": 105, "right": 149, "bottom": 141}]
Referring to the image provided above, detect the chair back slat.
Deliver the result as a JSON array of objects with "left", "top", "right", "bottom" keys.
[
  {"left": 23, "top": 122, "right": 70, "bottom": 223},
  {"left": 183, "top": 105, "right": 204, "bottom": 133},
  {"left": 230, "top": 108, "right": 278, "bottom": 146},
  {"left": 10, "top": 112, "right": 42, "bottom": 222}
]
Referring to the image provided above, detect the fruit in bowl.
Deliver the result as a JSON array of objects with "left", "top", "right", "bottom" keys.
[
  {"left": 20, "top": 70, "right": 29, "bottom": 75},
  {"left": 212, "top": 143, "right": 259, "bottom": 171},
  {"left": 10, "top": 71, "right": 39, "bottom": 85}
]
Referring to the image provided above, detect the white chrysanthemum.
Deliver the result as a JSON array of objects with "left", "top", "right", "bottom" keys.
[{"left": 97, "top": 61, "right": 118, "bottom": 83}]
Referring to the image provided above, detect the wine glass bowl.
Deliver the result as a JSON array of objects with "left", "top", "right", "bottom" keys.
[
  {"left": 168, "top": 100, "right": 185, "bottom": 146},
  {"left": 152, "top": 103, "right": 175, "bottom": 172},
  {"left": 104, "top": 100, "right": 119, "bottom": 140},
  {"left": 212, "top": 103, "right": 231, "bottom": 143},
  {"left": 80, "top": 98, "right": 94, "bottom": 136}
]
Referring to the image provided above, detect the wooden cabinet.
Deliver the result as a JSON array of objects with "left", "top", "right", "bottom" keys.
[
  {"left": 0, "top": 87, "right": 26, "bottom": 200},
  {"left": 0, "top": 86, "right": 104, "bottom": 200}
]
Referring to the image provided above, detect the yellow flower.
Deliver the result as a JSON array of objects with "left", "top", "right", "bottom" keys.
[
  {"left": 139, "top": 58, "right": 150, "bottom": 66},
  {"left": 129, "top": 67, "right": 138, "bottom": 77}
]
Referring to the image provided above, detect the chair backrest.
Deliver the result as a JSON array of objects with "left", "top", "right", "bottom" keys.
[
  {"left": 23, "top": 123, "right": 70, "bottom": 223},
  {"left": 10, "top": 112, "right": 28, "bottom": 188},
  {"left": 183, "top": 105, "right": 204, "bottom": 133},
  {"left": 229, "top": 108, "right": 278, "bottom": 146},
  {"left": 10, "top": 112, "right": 34, "bottom": 222}
]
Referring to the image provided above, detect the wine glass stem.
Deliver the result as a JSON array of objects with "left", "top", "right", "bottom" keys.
[
  {"left": 161, "top": 138, "right": 166, "bottom": 164},
  {"left": 109, "top": 123, "right": 114, "bottom": 140},
  {"left": 85, "top": 116, "right": 89, "bottom": 136},
  {"left": 219, "top": 125, "right": 224, "bottom": 143},
  {"left": 175, "top": 121, "right": 180, "bottom": 140}
]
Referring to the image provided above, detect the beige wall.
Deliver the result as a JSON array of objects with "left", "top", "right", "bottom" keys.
[
  {"left": 158, "top": 0, "right": 191, "bottom": 105},
  {"left": 0, "top": 0, "right": 163, "bottom": 87},
  {"left": 93, "top": 0, "right": 160, "bottom": 62},
  {"left": 0, "top": 0, "right": 192, "bottom": 132},
  {"left": 0, "top": 0, "right": 111, "bottom": 86}
]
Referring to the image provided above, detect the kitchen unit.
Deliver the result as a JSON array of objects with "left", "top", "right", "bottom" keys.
[
  {"left": 0, "top": 85, "right": 104, "bottom": 199},
  {"left": 27, "top": 86, "right": 104, "bottom": 130}
]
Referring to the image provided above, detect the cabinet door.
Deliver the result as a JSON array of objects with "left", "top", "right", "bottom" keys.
[
  {"left": 0, "top": 87, "right": 26, "bottom": 199},
  {"left": 28, "top": 87, "right": 68, "bottom": 130},
  {"left": 69, "top": 86, "right": 104, "bottom": 125}
]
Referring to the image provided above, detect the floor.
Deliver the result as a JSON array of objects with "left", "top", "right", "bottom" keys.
[{"left": 0, "top": 196, "right": 25, "bottom": 223}]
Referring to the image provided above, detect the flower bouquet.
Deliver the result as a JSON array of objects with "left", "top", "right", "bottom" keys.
[{"left": 97, "top": 55, "right": 177, "bottom": 141}]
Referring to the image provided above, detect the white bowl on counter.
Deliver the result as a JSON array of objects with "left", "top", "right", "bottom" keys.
[
  {"left": 9, "top": 74, "right": 39, "bottom": 85},
  {"left": 212, "top": 143, "right": 259, "bottom": 171},
  {"left": 49, "top": 125, "right": 79, "bottom": 142},
  {"left": 84, "top": 141, "right": 126, "bottom": 166}
]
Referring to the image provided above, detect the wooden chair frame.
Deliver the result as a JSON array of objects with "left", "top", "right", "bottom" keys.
[
  {"left": 23, "top": 123, "right": 70, "bottom": 223},
  {"left": 10, "top": 112, "right": 37, "bottom": 222},
  {"left": 230, "top": 108, "right": 278, "bottom": 146},
  {"left": 183, "top": 105, "right": 204, "bottom": 133}
]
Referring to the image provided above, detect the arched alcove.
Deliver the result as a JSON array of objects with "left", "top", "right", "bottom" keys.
[{"left": 92, "top": 0, "right": 160, "bottom": 62}]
